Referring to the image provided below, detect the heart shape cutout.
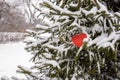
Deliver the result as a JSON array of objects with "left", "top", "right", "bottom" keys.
[{"left": 71, "top": 33, "right": 87, "bottom": 47}]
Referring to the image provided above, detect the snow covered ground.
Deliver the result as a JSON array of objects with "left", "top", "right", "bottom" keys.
[{"left": 0, "top": 42, "right": 33, "bottom": 78}]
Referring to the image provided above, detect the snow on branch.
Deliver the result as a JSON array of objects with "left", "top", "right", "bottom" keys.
[
  {"left": 40, "top": 0, "right": 79, "bottom": 16},
  {"left": 17, "top": 65, "right": 40, "bottom": 79},
  {"left": 88, "top": 31, "right": 120, "bottom": 50}
]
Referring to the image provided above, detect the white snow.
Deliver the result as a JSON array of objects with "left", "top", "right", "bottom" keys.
[
  {"left": 89, "top": 51, "right": 94, "bottom": 62},
  {"left": 97, "top": 61, "right": 100, "bottom": 73},
  {"left": 41, "top": 0, "right": 78, "bottom": 15},
  {"left": 43, "top": 53, "right": 52, "bottom": 59},
  {"left": 39, "top": 60, "right": 61, "bottom": 69},
  {"left": 1, "top": 76, "right": 10, "bottom": 80},
  {"left": 0, "top": 42, "right": 33, "bottom": 78}
]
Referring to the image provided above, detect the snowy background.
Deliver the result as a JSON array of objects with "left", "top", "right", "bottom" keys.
[
  {"left": 0, "top": 42, "right": 33, "bottom": 78},
  {"left": 0, "top": 0, "right": 33, "bottom": 78}
]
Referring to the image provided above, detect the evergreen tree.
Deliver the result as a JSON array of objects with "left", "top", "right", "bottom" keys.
[{"left": 18, "top": 0, "right": 120, "bottom": 80}]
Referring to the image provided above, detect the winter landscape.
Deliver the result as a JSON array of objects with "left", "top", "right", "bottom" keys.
[
  {"left": 0, "top": 0, "right": 120, "bottom": 80},
  {"left": 0, "top": 0, "right": 32, "bottom": 79},
  {"left": 0, "top": 41, "right": 32, "bottom": 78}
]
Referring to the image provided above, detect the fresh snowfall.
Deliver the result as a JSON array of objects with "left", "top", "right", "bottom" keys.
[{"left": 0, "top": 42, "right": 32, "bottom": 79}]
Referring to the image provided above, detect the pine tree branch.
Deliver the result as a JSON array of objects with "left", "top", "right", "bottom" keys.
[
  {"left": 41, "top": 0, "right": 78, "bottom": 16},
  {"left": 68, "top": 0, "right": 81, "bottom": 11},
  {"left": 60, "top": 0, "right": 67, "bottom": 8}
]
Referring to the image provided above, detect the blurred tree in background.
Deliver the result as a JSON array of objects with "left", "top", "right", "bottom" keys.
[{"left": 0, "top": 0, "right": 29, "bottom": 32}]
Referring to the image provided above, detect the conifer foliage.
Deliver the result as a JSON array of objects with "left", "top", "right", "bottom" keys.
[{"left": 18, "top": 0, "right": 120, "bottom": 80}]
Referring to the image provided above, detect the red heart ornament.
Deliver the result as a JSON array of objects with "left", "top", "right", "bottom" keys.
[{"left": 71, "top": 33, "right": 87, "bottom": 47}]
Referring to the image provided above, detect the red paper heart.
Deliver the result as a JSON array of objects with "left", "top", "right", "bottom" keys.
[{"left": 71, "top": 33, "right": 87, "bottom": 47}]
